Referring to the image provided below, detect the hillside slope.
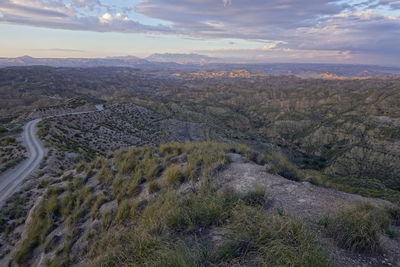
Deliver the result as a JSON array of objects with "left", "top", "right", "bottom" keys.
[{"left": 2, "top": 143, "right": 399, "bottom": 266}]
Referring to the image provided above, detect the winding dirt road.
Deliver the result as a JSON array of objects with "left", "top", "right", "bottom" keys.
[
  {"left": 0, "top": 119, "right": 44, "bottom": 205},
  {"left": 0, "top": 105, "right": 104, "bottom": 206}
]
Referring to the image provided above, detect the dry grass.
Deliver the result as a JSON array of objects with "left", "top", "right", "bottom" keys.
[{"left": 322, "top": 202, "right": 393, "bottom": 253}]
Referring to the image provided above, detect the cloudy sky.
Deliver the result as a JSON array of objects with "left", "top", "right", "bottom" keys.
[{"left": 0, "top": 0, "right": 399, "bottom": 65}]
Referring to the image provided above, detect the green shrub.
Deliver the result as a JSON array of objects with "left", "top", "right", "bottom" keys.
[
  {"left": 0, "top": 136, "right": 17, "bottom": 146},
  {"left": 323, "top": 202, "right": 392, "bottom": 253},
  {"left": 386, "top": 228, "right": 397, "bottom": 239}
]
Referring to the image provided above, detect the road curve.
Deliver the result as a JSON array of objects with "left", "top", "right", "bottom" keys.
[
  {"left": 0, "top": 119, "right": 44, "bottom": 205},
  {"left": 0, "top": 105, "right": 105, "bottom": 206}
]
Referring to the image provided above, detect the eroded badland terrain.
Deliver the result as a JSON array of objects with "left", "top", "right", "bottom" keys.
[{"left": 0, "top": 66, "right": 399, "bottom": 266}]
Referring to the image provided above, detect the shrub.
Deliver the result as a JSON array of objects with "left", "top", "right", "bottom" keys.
[
  {"left": 323, "top": 202, "right": 392, "bottom": 253},
  {"left": 0, "top": 136, "right": 16, "bottom": 146}
]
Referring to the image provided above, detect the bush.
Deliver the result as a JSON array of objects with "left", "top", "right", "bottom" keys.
[
  {"left": 0, "top": 136, "right": 17, "bottom": 146},
  {"left": 323, "top": 202, "right": 392, "bottom": 253}
]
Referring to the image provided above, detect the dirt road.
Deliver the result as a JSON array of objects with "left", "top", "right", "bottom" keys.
[{"left": 0, "top": 105, "right": 104, "bottom": 206}]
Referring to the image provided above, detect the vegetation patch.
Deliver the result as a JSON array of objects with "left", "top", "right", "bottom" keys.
[
  {"left": 13, "top": 191, "right": 60, "bottom": 264},
  {"left": 218, "top": 205, "right": 331, "bottom": 266},
  {"left": 322, "top": 202, "right": 395, "bottom": 253},
  {"left": 89, "top": 189, "right": 330, "bottom": 267}
]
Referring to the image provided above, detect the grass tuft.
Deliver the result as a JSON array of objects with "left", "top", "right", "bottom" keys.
[
  {"left": 217, "top": 205, "right": 330, "bottom": 266},
  {"left": 322, "top": 202, "right": 392, "bottom": 253},
  {"left": 241, "top": 185, "right": 267, "bottom": 207},
  {"left": 165, "top": 165, "right": 185, "bottom": 186}
]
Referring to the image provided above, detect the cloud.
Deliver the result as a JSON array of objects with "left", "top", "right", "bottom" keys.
[
  {"left": 289, "top": 10, "right": 400, "bottom": 55},
  {"left": 0, "top": 0, "right": 171, "bottom": 33},
  {"left": 30, "top": 48, "right": 86, "bottom": 52},
  {"left": 136, "top": 0, "right": 400, "bottom": 60},
  {"left": 99, "top": 12, "right": 129, "bottom": 24},
  {"left": 136, "top": 0, "right": 347, "bottom": 38},
  {"left": 0, "top": 0, "right": 71, "bottom": 18},
  {"left": 73, "top": 0, "right": 101, "bottom": 10},
  {"left": 0, "top": 0, "right": 399, "bottom": 64},
  {"left": 223, "top": 0, "right": 232, "bottom": 7}
]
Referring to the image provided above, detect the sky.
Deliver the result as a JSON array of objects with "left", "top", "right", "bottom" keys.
[{"left": 0, "top": 0, "right": 400, "bottom": 65}]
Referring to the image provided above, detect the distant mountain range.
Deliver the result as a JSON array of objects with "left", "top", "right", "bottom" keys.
[
  {"left": 0, "top": 55, "right": 153, "bottom": 68},
  {"left": 1, "top": 54, "right": 400, "bottom": 77},
  {"left": 0, "top": 54, "right": 234, "bottom": 68},
  {"left": 146, "top": 53, "right": 228, "bottom": 64}
]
